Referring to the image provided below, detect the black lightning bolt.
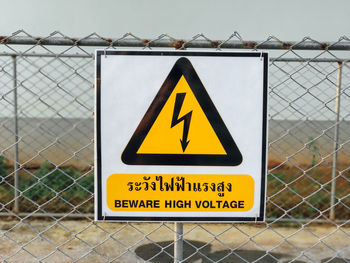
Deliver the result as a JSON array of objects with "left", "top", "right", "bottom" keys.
[{"left": 171, "top": 93, "right": 193, "bottom": 152}]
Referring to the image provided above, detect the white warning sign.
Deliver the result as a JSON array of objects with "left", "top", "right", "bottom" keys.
[{"left": 95, "top": 51, "right": 268, "bottom": 222}]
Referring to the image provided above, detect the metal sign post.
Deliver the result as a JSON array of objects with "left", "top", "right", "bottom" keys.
[{"left": 174, "top": 222, "right": 183, "bottom": 263}]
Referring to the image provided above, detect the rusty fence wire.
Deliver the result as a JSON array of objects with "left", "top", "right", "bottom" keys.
[{"left": 0, "top": 31, "right": 349, "bottom": 262}]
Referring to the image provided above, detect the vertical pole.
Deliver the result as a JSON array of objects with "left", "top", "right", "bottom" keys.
[
  {"left": 330, "top": 62, "right": 342, "bottom": 221},
  {"left": 174, "top": 222, "right": 183, "bottom": 263},
  {"left": 12, "top": 55, "right": 19, "bottom": 213}
]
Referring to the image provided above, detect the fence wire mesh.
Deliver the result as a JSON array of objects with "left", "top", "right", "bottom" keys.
[{"left": 0, "top": 30, "right": 349, "bottom": 262}]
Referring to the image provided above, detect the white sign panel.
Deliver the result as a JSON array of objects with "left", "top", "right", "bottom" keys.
[{"left": 95, "top": 51, "right": 268, "bottom": 222}]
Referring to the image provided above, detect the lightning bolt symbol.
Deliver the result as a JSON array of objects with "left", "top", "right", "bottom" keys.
[{"left": 171, "top": 93, "right": 193, "bottom": 152}]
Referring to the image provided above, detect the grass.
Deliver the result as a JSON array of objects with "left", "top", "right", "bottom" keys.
[
  {"left": 20, "top": 162, "right": 93, "bottom": 202},
  {"left": 267, "top": 163, "right": 349, "bottom": 220},
  {"left": 0, "top": 158, "right": 94, "bottom": 213}
]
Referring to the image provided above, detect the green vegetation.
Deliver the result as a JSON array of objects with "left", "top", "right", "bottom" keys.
[
  {"left": 0, "top": 159, "right": 94, "bottom": 213},
  {"left": 19, "top": 162, "right": 94, "bottom": 205},
  {"left": 267, "top": 163, "right": 349, "bottom": 220},
  {"left": 0, "top": 156, "right": 8, "bottom": 177},
  {"left": 0, "top": 156, "right": 348, "bottom": 219},
  {"left": 308, "top": 137, "right": 319, "bottom": 168}
]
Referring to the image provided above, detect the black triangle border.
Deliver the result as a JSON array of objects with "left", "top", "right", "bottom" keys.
[{"left": 121, "top": 57, "right": 243, "bottom": 166}]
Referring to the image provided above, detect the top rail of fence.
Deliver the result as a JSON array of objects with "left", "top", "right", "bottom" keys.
[
  {"left": 0, "top": 52, "right": 349, "bottom": 63},
  {"left": 1, "top": 35, "right": 350, "bottom": 50}
]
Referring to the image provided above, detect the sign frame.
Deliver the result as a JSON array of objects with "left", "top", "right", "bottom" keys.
[{"left": 95, "top": 50, "right": 268, "bottom": 222}]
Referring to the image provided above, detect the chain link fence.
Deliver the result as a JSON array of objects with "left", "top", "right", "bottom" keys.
[{"left": 0, "top": 30, "right": 349, "bottom": 262}]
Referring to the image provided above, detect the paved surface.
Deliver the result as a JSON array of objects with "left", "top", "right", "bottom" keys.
[{"left": 0, "top": 220, "right": 349, "bottom": 262}]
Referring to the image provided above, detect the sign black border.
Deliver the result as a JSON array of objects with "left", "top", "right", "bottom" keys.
[{"left": 96, "top": 50, "right": 268, "bottom": 222}]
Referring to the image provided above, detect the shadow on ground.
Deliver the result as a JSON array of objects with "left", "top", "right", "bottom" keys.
[
  {"left": 321, "top": 258, "right": 350, "bottom": 263},
  {"left": 135, "top": 240, "right": 308, "bottom": 263}
]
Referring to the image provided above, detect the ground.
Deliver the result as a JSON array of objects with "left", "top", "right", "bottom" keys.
[{"left": 0, "top": 219, "right": 349, "bottom": 262}]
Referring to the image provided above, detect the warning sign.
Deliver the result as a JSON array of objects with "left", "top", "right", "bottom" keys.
[
  {"left": 95, "top": 51, "right": 268, "bottom": 222},
  {"left": 122, "top": 57, "right": 242, "bottom": 166}
]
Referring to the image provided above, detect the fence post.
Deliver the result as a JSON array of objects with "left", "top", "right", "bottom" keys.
[
  {"left": 330, "top": 62, "right": 342, "bottom": 221},
  {"left": 174, "top": 222, "right": 183, "bottom": 263},
  {"left": 12, "top": 55, "right": 19, "bottom": 214}
]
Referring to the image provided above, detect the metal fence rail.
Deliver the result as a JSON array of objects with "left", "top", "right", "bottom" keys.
[{"left": 0, "top": 31, "right": 349, "bottom": 263}]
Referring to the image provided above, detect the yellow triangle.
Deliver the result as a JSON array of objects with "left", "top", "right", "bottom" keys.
[{"left": 137, "top": 75, "right": 226, "bottom": 155}]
